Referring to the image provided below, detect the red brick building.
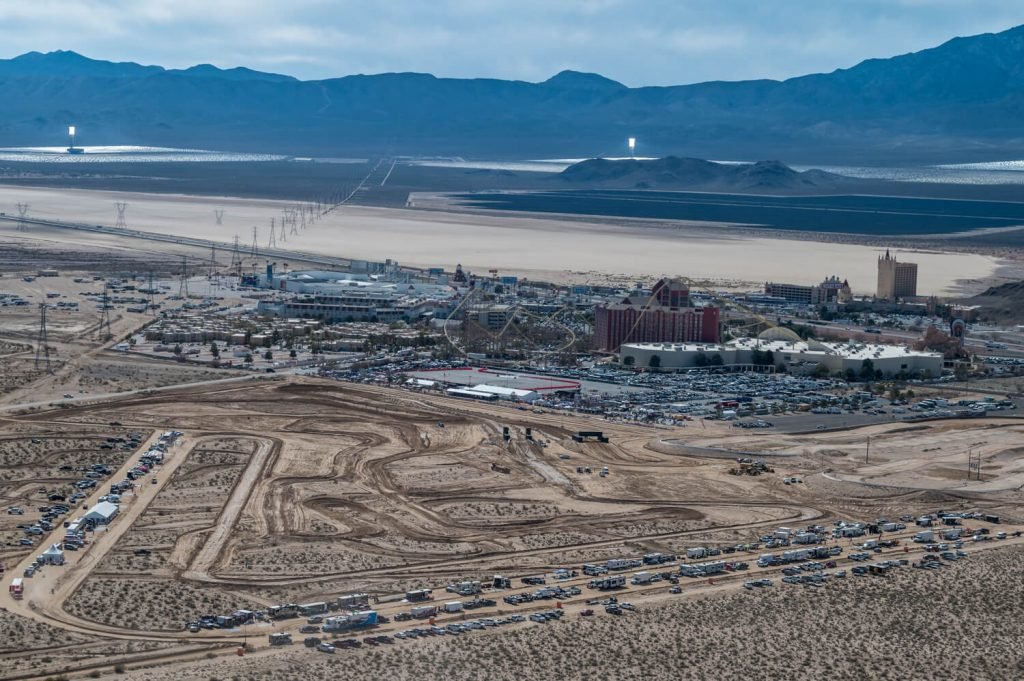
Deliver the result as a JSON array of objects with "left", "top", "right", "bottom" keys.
[{"left": 594, "top": 279, "right": 720, "bottom": 351}]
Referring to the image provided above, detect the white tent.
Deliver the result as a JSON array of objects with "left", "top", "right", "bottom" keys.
[
  {"left": 41, "top": 543, "right": 65, "bottom": 566},
  {"left": 84, "top": 500, "right": 119, "bottom": 525}
]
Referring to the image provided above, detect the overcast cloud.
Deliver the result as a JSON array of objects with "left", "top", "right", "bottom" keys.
[{"left": 1, "top": 1, "right": 1022, "bottom": 85}]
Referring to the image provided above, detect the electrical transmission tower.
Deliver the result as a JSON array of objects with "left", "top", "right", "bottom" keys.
[
  {"left": 178, "top": 256, "right": 189, "bottom": 298},
  {"left": 208, "top": 243, "right": 218, "bottom": 277},
  {"left": 214, "top": 209, "right": 224, "bottom": 225},
  {"left": 268, "top": 218, "right": 277, "bottom": 248},
  {"left": 287, "top": 208, "right": 299, "bottom": 236},
  {"left": 34, "top": 303, "right": 51, "bottom": 371},
  {"left": 230, "top": 236, "right": 243, "bottom": 278},
  {"left": 97, "top": 282, "right": 113, "bottom": 341},
  {"left": 279, "top": 215, "right": 288, "bottom": 242},
  {"left": 16, "top": 202, "right": 29, "bottom": 231},
  {"left": 114, "top": 202, "right": 128, "bottom": 229},
  {"left": 968, "top": 449, "right": 983, "bottom": 481},
  {"left": 250, "top": 226, "right": 259, "bottom": 257}
]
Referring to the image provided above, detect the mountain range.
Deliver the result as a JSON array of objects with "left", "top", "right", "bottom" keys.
[
  {"left": 558, "top": 157, "right": 847, "bottom": 190},
  {"left": 3, "top": 25, "right": 1024, "bottom": 163}
]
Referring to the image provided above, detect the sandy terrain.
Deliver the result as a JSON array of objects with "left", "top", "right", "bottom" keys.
[
  {"left": 0, "top": 185, "right": 1013, "bottom": 295},
  {"left": 109, "top": 543, "right": 1024, "bottom": 681},
  {"left": 0, "top": 376, "right": 1020, "bottom": 679}
]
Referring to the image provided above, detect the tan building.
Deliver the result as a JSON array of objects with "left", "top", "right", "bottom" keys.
[
  {"left": 764, "top": 276, "right": 851, "bottom": 305},
  {"left": 876, "top": 250, "right": 918, "bottom": 300}
]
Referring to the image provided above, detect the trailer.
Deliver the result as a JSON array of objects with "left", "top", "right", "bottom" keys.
[
  {"left": 686, "top": 547, "right": 707, "bottom": 560},
  {"left": 606, "top": 558, "right": 629, "bottom": 571},
  {"left": 836, "top": 525, "right": 865, "bottom": 538},
  {"left": 631, "top": 571, "right": 655, "bottom": 585},
  {"left": 448, "top": 580, "right": 481, "bottom": 596},
  {"left": 411, "top": 605, "right": 438, "bottom": 619},
  {"left": 700, "top": 561, "right": 727, "bottom": 575},
  {"left": 268, "top": 632, "right": 292, "bottom": 646},
  {"left": 442, "top": 601, "right": 464, "bottom": 614},
  {"left": 588, "top": 575, "right": 626, "bottom": 590},
  {"left": 492, "top": 575, "right": 512, "bottom": 589},
  {"left": 914, "top": 530, "right": 935, "bottom": 543},
  {"left": 582, "top": 564, "right": 607, "bottom": 576},
  {"left": 405, "top": 589, "right": 433, "bottom": 602},
  {"left": 268, "top": 603, "right": 299, "bottom": 619},
  {"left": 299, "top": 602, "right": 328, "bottom": 617},
  {"left": 336, "top": 593, "right": 370, "bottom": 610},
  {"left": 322, "top": 610, "right": 378, "bottom": 632},
  {"left": 9, "top": 578, "right": 23, "bottom": 600}
]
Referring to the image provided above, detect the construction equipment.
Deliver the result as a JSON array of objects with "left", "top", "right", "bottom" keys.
[{"left": 728, "top": 458, "right": 774, "bottom": 476}]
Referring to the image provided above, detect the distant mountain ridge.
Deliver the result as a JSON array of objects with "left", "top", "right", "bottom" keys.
[
  {"left": 559, "top": 157, "right": 846, "bottom": 190},
  {"left": 3, "top": 25, "right": 1024, "bottom": 162}
]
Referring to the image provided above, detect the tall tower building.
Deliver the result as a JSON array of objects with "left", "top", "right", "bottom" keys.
[{"left": 876, "top": 250, "right": 918, "bottom": 300}]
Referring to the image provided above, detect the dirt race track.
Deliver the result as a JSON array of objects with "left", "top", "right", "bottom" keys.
[{"left": 2, "top": 377, "right": 1024, "bottom": 679}]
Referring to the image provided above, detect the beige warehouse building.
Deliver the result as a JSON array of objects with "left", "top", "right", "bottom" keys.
[{"left": 620, "top": 328, "right": 943, "bottom": 378}]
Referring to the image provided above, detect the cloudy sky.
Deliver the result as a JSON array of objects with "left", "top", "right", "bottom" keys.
[{"left": 2, "top": 1, "right": 1022, "bottom": 85}]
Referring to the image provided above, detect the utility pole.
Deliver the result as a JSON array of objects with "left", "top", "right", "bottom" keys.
[
  {"left": 114, "top": 202, "right": 128, "bottom": 229},
  {"left": 865, "top": 434, "right": 871, "bottom": 464},
  {"left": 35, "top": 303, "right": 51, "bottom": 371},
  {"left": 267, "top": 219, "right": 277, "bottom": 248},
  {"left": 250, "top": 226, "right": 259, "bottom": 258}
]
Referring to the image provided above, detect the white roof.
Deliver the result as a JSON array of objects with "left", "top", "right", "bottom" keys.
[
  {"left": 624, "top": 338, "right": 941, "bottom": 360},
  {"left": 43, "top": 543, "right": 64, "bottom": 556},
  {"left": 470, "top": 384, "right": 539, "bottom": 397},
  {"left": 85, "top": 500, "right": 119, "bottom": 520},
  {"left": 446, "top": 388, "right": 497, "bottom": 398}
]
